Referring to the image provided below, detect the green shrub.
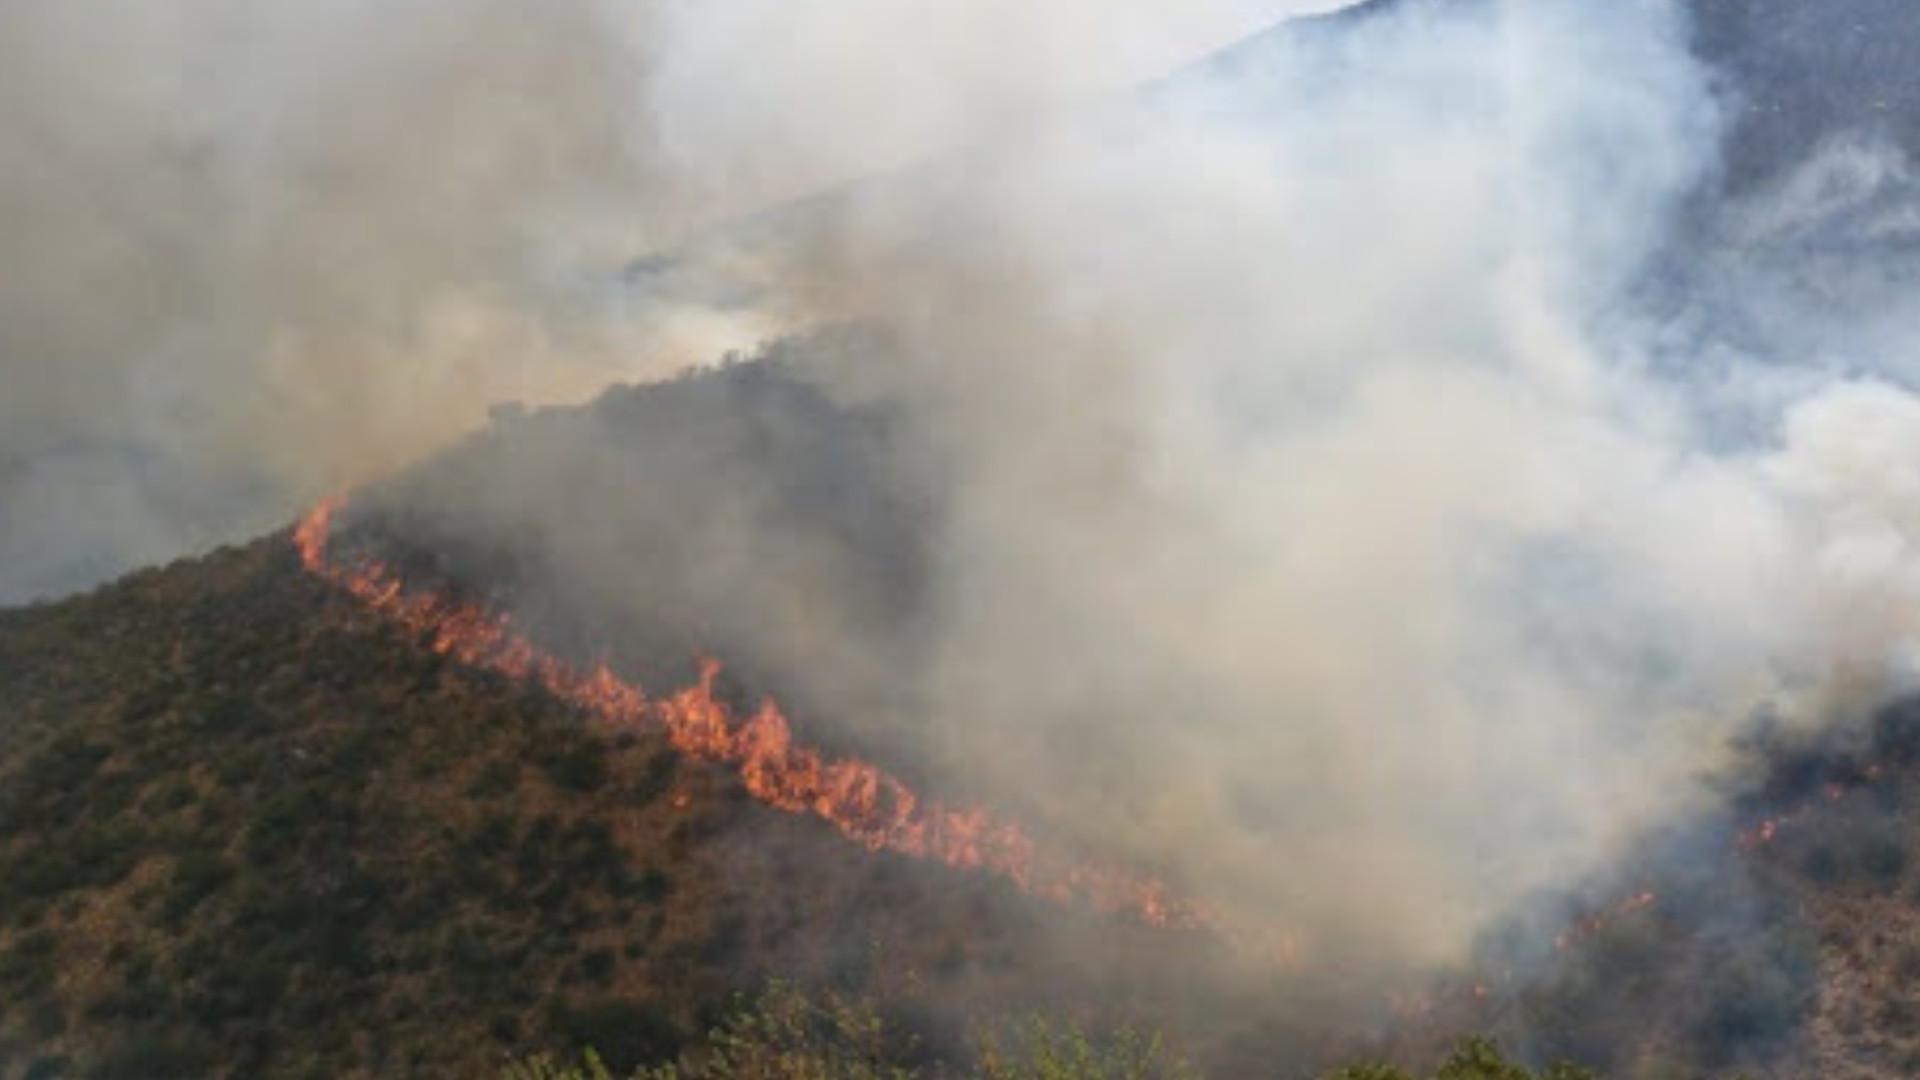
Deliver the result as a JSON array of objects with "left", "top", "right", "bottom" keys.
[
  {"left": 1323, "top": 1040, "right": 1590, "bottom": 1080},
  {"left": 638, "top": 983, "right": 908, "bottom": 1080},
  {"left": 509, "top": 987, "right": 1608, "bottom": 1080},
  {"left": 1692, "top": 951, "right": 1809, "bottom": 1065},
  {"left": 0, "top": 929, "right": 59, "bottom": 995},
  {"left": 631, "top": 750, "right": 680, "bottom": 807},
  {"left": 1854, "top": 828, "right": 1908, "bottom": 889},
  {"left": 505, "top": 1048, "right": 618, "bottom": 1080},
  {"left": 579, "top": 948, "right": 617, "bottom": 985},
  {"left": 471, "top": 760, "right": 522, "bottom": 800},
  {"left": 516, "top": 987, "right": 1202, "bottom": 1080},
  {"left": 34, "top": 734, "right": 111, "bottom": 791},
  {"left": 86, "top": 1031, "right": 216, "bottom": 1080},
  {"left": 162, "top": 851, "right": 234, "bottom": 923},
  {"left": 22, "top": 1056, "right": 70, "bottom": 1080},
  {"left": 198, "top": 695, "right": 263, "bottom": 736},
  {"left": 973, "top": 1014, "right": 1199, "bottom": 1080},
  {"left": 243, "top": 784, "right": 329, "bottom": 863},
  {"left": 628, "top": 868, "right": 672, "bottom": 905},
  {"left": 548, "top": 997, "right": 686, "bottom": 1074},
  {"left": 542, "top": 741, "right": 610, "bottom": 793}
]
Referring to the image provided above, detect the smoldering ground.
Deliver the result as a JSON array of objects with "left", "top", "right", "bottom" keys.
[{"left": 18, "top": 0, "right": 1920, "bottom": 1064}]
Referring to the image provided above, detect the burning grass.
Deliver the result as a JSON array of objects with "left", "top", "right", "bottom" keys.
[{"left": 295, "top": 496, "right": 1214, "bottom": 932}]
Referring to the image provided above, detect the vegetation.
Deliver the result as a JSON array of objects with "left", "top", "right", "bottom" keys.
[
  {"left": 506, "top": 985, "right": 1592, "bottom": 1080},
  {"left": 4, "top": 361, "right": 1920, "bottom": 1078},
  {"left": 1317, "top": 1041, "right": 1590, "bottom": 1080},
  {"left": 0, "top": 519, "right": 1341, "bottom": 1077},
  {"left": 0, "top": 535, "right": 1107, "bottom": 1077}
]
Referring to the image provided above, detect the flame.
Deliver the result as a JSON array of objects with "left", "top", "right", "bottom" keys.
[
  {"left": 1552, "top": 889, "right": 1657, "bottom": 951},
  {"left": 294, "top": 497, "right": 1214, "bottom": 930},
  {"left": 1738, "top": 816, "right": 1784, "bottom": 852}
]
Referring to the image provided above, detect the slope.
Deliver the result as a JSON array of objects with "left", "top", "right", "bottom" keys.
[{"left": 0, "top": 361, "right": 1349, "bottom": 1080}]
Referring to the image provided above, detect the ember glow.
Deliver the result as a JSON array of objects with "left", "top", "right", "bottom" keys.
[
  {"left": 1553, "top": 890, "right": 1657, "bottom": 952},
  {"left": 1738, "top": 817, "right": 1784, "bottom": 852},
  {"left": 293, "top": 497, "right": 1215, "bottom": 930}
]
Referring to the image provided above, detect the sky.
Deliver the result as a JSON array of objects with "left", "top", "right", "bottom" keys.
[{"left": 0, "top": 0, "right": 1352, "bottom": 606}]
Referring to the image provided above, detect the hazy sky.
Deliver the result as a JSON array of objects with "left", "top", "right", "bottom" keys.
[{"left": 0, "top": 0, "right": 1353, "bottom": 606}]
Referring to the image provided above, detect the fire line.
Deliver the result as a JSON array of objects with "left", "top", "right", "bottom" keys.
[{"left": 293, "top": 497, "right": 1216, "bottom": 931}]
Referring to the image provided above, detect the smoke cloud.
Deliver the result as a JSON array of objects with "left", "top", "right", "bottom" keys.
[
  {"left": 1, "top": 0, "right": 1323, "bottom": 603},
  {"left": 593, "top": 0, "right": 1920, "bottom": 972},
  {"left": 16, "top": 0, "right": 1920, "bottom": 1010}
]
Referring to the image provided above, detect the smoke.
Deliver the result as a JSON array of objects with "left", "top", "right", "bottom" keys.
[
  {"left": 18, "top": 0, "right": 1920, "bottom": 1024},
  {"left": 684, "top": 0, "right": 1746, "bottom": 965},
  {"left": 0, "top": 1, "right": 625, "bottom": 601},
  {"left": 590, "top": 0, "right": 1920, "bottom": 976},
  {"left": 0, "top": 0, "right": 1341, "bottom": 605}
]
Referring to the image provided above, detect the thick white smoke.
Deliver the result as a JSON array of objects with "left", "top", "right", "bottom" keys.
[
  {"left": 615, "top": 0, "right": 1920, "bottom": 967},
  {"left": 14, "top": 0, "right": 1920, "bottom": 982},
  {"left": 0, "top": 0, "right": 1338, "bottom": 604}
]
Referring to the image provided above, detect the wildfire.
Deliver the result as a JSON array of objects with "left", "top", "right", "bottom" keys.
[
  {"left": 293, "top": 498, "right": 1214, "bottom": 930},
  {"left": 1738, "top": 816, "right": 1784, "bottom": 852},
  {"left": 1553, "top": 889, "right": 1657, "bottom": 951},
  {"left": 1736, "top": 780, "right": 1858, "bottom": 852}
]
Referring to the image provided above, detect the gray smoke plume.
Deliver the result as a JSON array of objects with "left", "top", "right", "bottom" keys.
[
  {"left": 590, "top": 0, "right": 1920, "bottom": 972},
  {"left": 0, "top": 0, "right": 1336, "bottom": 604},
  {"left": 16, "top": 0, "right": 1920, "bottom": 1013}
]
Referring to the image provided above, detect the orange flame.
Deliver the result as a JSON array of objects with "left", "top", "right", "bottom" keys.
[
  {"left": 293, "top": 498, "right": 1214, "bottom": 930},
  {"left": 1737, "top": 816, "right": 1784, "bottom": 852},
  {"left": 1552, "top": 889, "right": 1657, "bottom": 951}
]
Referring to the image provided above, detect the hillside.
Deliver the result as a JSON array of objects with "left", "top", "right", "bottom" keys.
[
  {"left": 11, "top": 0, "right": 1920, "bottom": 1076},
  {"left": 0, "top": 361, "right": 1362, "bottom": 1079},
  {"left": 0, "top": 518, "right": 1218, "bottom": 1078},
  {"left": 5, "top": 360, "right": 1920, "bottom": 1080},
  {"left": 1466, "top": 700, "right": 1920, "bottom": 1080}
]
